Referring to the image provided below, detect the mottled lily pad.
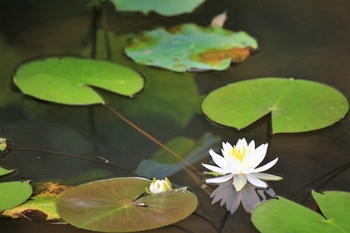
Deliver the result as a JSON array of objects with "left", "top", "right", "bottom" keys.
[
  {"left": 56, "top": 177, "right": 198, "bottom": 232},
  {"left": 252, "top": 191, "right": 350, "bottom": 232},
  {"left": 2, "top": 182, "right": 70, "bottom": 220},
  {"left": 125, "top": 23, "right": 258, "bottom": 72},
  {"left": 202, "top": 78, "right": 349, "bottom": 133},
  {"left": 13, "top": 57, "right": 144, "bottom": 105},
  {"left": 111, "top": 0, "right": 204, "bottom": 16}
]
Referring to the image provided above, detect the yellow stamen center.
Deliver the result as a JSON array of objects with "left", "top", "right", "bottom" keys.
[{"left": 230, "top": 146, "right": 247, "bottom": 162}]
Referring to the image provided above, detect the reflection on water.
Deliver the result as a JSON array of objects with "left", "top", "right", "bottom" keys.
[
  {"left": 208, "top": 182, "right": 275, "bottom": 214},
  {"left": 0, "top": 0, "right": 350, "bottom": 232}
]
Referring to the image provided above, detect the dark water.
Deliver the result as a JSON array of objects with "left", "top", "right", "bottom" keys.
[{"left": 0, "top": 0, "right": 349, "bottom": 232}]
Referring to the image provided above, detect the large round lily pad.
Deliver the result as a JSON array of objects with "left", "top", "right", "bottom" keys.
[
  {"left": 111, "top": 0, "right": 204, "bottom": 16},
  {"left": 202, "top": 78, "right": 349, "bottom": 133},
  {"left": 13, "top": 57, "right": 144, "bottom": 105},
  {"left": 56, "top": 177, "right": 198, "bottom": 232},
  {"left": 125, "top": 24, "right": 258, "bottom": 72},
  {"left": 251, "top": 191, "right": 350, "bottom": 232}
]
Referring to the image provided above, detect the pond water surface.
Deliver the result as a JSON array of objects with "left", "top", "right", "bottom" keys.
[{"left": 0, "top": 0, "right": 349, "bottom": 232}]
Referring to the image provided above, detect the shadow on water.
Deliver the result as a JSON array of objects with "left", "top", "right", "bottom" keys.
[{"left": 0, "top": 0, "right": 350, "bottom": 232}]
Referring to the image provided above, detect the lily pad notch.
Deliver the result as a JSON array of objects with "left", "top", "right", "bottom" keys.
[
  {"left": 202, "top": 77, "right": 349, "bottom": 133},
  {"left": 13, "top": 57, "right": 145, "bottom": 105}
]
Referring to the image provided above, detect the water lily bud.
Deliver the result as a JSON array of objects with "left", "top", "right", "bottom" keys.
[{"left": 149, "top": 177, "right": 172, "bottom": 194}]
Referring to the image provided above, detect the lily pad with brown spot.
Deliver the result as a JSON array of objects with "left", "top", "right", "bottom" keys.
[{"left": 125, "top": 24, "right": 258, "bottom": 72}]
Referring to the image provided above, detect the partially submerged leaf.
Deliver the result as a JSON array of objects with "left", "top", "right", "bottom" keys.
[
  {"left": 0, "top": 166, "right": 13, "bottom": 176},
  {"left": 56, "top": 177, "right": 198, "bottom": 232},
  {"left": 125, "top": 23, "right": 258, "bottom": 72},
  {"left": 0, "top": 181, "right": 32, "bottom": 211},
  {"left": 135, "top": 132, "right": 220, "bottom": 178},
  {"left": 111, "top": 0, "right": 204, "bottom": 16},
  {"left": 13, "top": 57, "right": 144, "bottom": 105},
  {"left": 251, "top": 191, "right": 350, "bottom": 233},
  {"left": 202, "top": 78, "right": 349, "bottom": 133},
  {"left": 2, "top": 182, "right": 70, "bottom": 221}
]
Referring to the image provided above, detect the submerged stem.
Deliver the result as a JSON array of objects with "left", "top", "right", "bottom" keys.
[
  {"left": 7, "top": 147, "right": 132, "bottom": 174},
  {"left": 105, "top": 104, "right": 199, "bottom": 173}
]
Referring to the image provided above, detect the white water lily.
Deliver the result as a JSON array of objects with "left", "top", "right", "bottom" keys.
[
  {"left": 202, "top": 138, "right": 282, "bottom": 191},
  {"left": 149, "top": 177, "right": 172, "bottom": 194}
]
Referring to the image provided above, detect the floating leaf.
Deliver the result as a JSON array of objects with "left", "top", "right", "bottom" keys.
[
  {"left": 56, "top": 177, "right": 198, "bottom": 232},
  {"left": 0, "top": 181, "right": 32, "bottom": 211},
  {"left": 202, "top": 78, "right": 349, "bottom": 133},
  {"left": 2, "top": 182, "right": 70, "bottom": 220},
  {"left": 125, "top": 23, "right": 258, "bottom": 72},
  {"left": 135, "top": 132, "right": 220, "bottom": 178},
  {"left": 13, "top": 57, "right": 144, "bottom": 105},
  {"left": 110, "top": 0, "right": 204, "bottom": 16},
  {"left": 251, "top": 191, "right": 350, "bottom": 232},
  {"left": 0, "top": 166, "right": 13, "bottom": 176}
]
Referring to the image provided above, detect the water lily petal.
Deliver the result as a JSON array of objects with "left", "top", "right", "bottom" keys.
[
  {"left": 236, "top": 138, "right": 248, "bottom": 150},
  {"left": 226, "top": 162, "right": 240, "bottom": 175},
  {"left": 233, "top": 174, "right": 247, "bottom": 191},
  {"left": 242, "top": 167, "right": 254, "bottom": 174},
  {"left": 253, "top": 172, "right": 283, "bottom": 180},
  {"left": 249, "top": 143, "right": 268, "bottom": 168},
  {"left": 221, "top": 142, "right": 233, "bottom": 161},
  {"left": 206, "top": 174, "right": 233, "bottom": 184},
  {"left": 245, "top": 174, "right": 267, "bottom": 188},
  {"left": 209, "top": 149, "right": 228, "bottom": 170},
  {"left": 202, "top": 163, "right": 228, "bottom": 174},
  {"left": 248, "top": 140, "right": 255, "bottom": 152},
  {"left": 253, "top": 157, "right": 278, "bottom": 173}
]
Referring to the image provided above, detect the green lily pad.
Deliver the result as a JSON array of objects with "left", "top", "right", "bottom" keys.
[
  {"left": 0, "top": 166, "right": 13, "bottom": 176},
  {"left": 135, "top": 132, "right": 220, "bottom": 178},
  {"left": 0, "top": 181, "right": 32, "bottom": 211},
  {"left": 202, "top": 78, "right": 349, "bottom": 133},
  {"left": 56, "top": 177, "right": 198, "bottom": 232},
  {"left": 13, "top": 57, "right": 144, "bottom": 105},
  {"left": 110, "top": 0, "right": 204, "bottom": 16},
  {"left": 125, "top": 23, "right": 258, "bottom": 72},
  {"left": 251, "top": 191, "right": 350, "bottom": 233}
]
